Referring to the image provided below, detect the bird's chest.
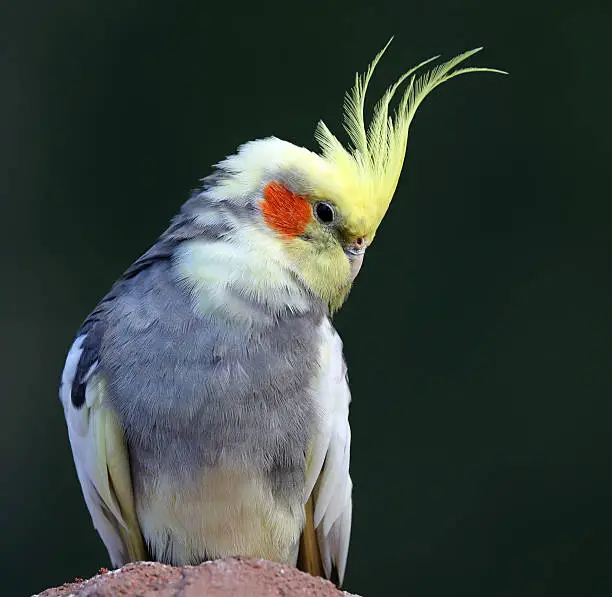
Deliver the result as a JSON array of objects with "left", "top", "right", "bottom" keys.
[
  {"left": 124, "top": 314, "right": 323, "bottom": 482},
  {"left": 122, "top": 313, "right": 328, "bottom": 562}
]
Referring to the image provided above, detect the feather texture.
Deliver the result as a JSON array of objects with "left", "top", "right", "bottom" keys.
[
  {"left": 304, "top": 319, "right": 353, "bottom": 583},
  {"left": 60, "top": 335, "right": 146, "bottom": 567},
  {"left": 315, "top": 42, "right": 506, "bottom": 233}
]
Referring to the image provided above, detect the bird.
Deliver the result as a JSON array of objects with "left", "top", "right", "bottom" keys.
[{"left": 59, "top": 40, "right": 503, "bottom": 585}]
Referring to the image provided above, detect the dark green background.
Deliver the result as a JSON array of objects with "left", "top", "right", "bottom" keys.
[{"left": 2, "top": 1, "right": 611, "bottom": 595}]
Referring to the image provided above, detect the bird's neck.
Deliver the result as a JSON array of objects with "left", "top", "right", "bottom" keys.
[{"left": 172, "top": 223, "right": 322, "bottom": 326}]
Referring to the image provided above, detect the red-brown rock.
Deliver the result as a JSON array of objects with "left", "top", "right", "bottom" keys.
[{"left": 34, "top": 558, "right": 360, "bottom": 596}]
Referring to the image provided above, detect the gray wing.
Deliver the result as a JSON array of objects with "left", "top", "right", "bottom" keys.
[
  {"left": 57, "top": 240, "right": 175, "bottom": 566},
  {"left": 58, "top": 195, "right": 239, "bottom": 565}
]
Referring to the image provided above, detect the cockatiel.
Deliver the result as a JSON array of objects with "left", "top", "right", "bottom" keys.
[{"left": 59, "top": 41, "right": 503, "bottom": 584}]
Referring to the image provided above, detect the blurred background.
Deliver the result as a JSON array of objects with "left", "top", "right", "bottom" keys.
[{"left": 2, "top": 0, "right": 611, "bottom": 595}]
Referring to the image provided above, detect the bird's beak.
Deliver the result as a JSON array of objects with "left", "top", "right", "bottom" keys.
[{"left": 344, "top": 236, "right": 367, "bottom": 282}]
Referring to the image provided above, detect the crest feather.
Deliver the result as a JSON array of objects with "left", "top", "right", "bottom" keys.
[{"left": 315, "top": 40, "right": 506, "bottom": 232}]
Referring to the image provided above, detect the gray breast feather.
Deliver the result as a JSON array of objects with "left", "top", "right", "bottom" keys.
[{"left": 86, "top": 258, "right": 323, "bottom": 503}]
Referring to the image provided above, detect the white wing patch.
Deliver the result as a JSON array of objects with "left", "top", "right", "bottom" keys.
[
  {"left": 305, "top": 320, "right": 353, "bottom": 583},
  {"left": 60, "top": 335, "right": 146, "bottom": 567}
]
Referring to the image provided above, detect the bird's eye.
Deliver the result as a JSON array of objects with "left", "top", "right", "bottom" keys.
[{"left": 314, "top": 201, "right": 335, "bottom": 224}]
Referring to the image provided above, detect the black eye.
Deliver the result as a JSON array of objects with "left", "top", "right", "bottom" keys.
[{"left": 314, "top": 201, "right": 335, "bottom": 224}]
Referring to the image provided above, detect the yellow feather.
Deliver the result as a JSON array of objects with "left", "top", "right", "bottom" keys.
[{"left": 314, "top": 41, "right": 507, "bottom": 235}]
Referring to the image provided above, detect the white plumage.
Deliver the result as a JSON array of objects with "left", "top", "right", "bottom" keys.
[
  {"left": 60, "top": 335, "right": 145, "bottom": 567},
  {"left": 307, "top": 319, "right": 353, "bottom": 581}
]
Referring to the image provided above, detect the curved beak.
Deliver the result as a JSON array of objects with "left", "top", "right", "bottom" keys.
[
  {"left": 346, "top": 250, "right": 365, "bottom": 281},
  {"left": 344, "top": 236, "right": 368, "bottom": 282}
]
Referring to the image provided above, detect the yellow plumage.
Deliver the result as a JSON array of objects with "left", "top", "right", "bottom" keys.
[
  {"left": 314, "top": 40, "right": 507, "bottom": 238},
  {"left": 203, "top": 42, "right": 504, "bottom": 309}
]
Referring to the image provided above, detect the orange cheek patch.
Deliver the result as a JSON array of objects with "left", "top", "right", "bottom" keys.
[{"left": 261, "top": 182, "right": 312, "bottom": 238}]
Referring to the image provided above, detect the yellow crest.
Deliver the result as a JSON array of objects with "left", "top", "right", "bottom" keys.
[{"left": 314, "top": 40, "right": 506, "bottom": 235}]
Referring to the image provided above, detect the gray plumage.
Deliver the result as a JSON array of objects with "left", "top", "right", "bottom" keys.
[{"left": 96, "top": 258, "right": 323, "bottom": 500}]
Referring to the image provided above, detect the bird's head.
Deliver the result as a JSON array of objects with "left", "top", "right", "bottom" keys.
[{"left": 197, "top": 43, "right": 504, "bottom": 313}]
